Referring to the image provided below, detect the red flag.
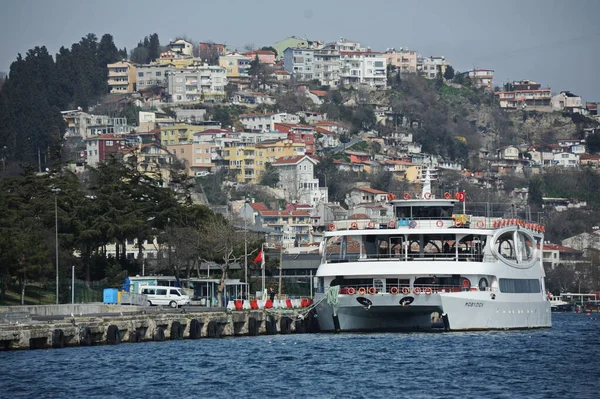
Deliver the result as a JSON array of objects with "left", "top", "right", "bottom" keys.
[
  {"left": 253, "top": 248, "right": 265, "bottom": 268},
  {"left": 455, "top": 191, "right": 466, "bottom": 202}
]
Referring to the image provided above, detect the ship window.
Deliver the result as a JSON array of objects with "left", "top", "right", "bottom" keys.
[{"left": 499, "top": 278, "right": 540, "bottom": 293}]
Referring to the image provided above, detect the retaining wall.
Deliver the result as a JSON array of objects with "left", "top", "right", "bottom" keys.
[{"left": 0, "top": 309, "right": 318, "bottom": 350}]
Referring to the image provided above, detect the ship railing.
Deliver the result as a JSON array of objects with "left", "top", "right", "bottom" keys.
[
  {"left": 338, "top": 284, "right": 498, "bottom": 295},
  {"left": 326, "top": 251, "right": 492, "bottom": 263}
]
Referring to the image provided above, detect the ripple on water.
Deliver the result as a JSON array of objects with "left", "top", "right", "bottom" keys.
[{"left": 0, "top": 313, "right": 598, "bottom": 398}]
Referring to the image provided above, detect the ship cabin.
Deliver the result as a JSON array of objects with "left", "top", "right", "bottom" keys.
[{"left": 322, "top": 200, "right": 538, "bottom": 266}]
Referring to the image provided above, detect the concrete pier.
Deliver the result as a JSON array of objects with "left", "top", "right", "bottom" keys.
[{"left": 0, "top": 307, "right": 318, "bottom": 350}]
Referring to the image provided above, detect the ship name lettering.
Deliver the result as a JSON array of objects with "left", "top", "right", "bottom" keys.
[{"left": 464, "top": 302, "right": 483, "bottom": 307}]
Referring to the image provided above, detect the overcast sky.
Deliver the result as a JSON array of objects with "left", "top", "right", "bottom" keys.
[{"left": 1, "top": 0, "right": 599, "bottom": 100}]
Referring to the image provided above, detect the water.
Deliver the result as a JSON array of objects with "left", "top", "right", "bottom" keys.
[{"left": 2, "top": 313, "right": 599, "bottom": 398}]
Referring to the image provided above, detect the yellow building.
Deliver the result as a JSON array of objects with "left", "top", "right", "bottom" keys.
[
  {"left": 218, "top": 53, "right": 251, "bottom": 80},
  {"left": 107, "top": 61, "right": 137, "bottom": 93},
  {"left": 160, "top": 124, "right": 207, "bottom": 146},
  {"left": 381, "top": 160, "right": 423, "bottom": 183},
  {"left": 223, "top": 139, "right": 305, "bottom": 183}
]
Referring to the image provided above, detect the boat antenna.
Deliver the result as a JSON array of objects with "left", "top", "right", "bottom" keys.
[{"left": 421, "top": 168, "right": 437, "bottom": 198}]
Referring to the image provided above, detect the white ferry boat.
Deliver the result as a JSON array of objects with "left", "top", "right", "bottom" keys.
[{"left": 314, "top": 171, "right": 552, "bottom": 332}]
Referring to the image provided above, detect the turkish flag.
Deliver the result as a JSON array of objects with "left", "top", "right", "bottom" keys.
[
  {"left": 253, "top": 249, "right": 265, "bottom": 269},
  {"left": 455, "top": 191, "right": 466, "bottom": 202}
]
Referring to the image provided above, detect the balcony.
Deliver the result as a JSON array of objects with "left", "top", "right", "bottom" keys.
[{"left": 108, "top": 70, "right": 128, "bottom": 77}]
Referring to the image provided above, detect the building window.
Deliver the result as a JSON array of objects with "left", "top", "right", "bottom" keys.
[
  {"left": 138, "top": 72, "right": 144, "bottom": 77},
  {"left": 106, "top": 141, "right": 113, "bottom": 146}
]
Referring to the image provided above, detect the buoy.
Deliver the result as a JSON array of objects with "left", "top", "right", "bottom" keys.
[
  {"left": 424, "top": 192, "right": 432, "bottom": 199},
  {"left": 403, "top": 192, "right": 411, "bottom": 200},
  {"left": 444, "top": 192, "right": 451, "bottom": 199},
  {"left": 350, "top": 222, "right": 359, "bottom": 230},
  {"left": 436, "top": 220, "right": 444, "bottom": 227}
]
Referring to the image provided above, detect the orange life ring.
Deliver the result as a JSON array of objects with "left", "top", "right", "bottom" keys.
[
  {"left": 403, "top": 192, "right": 411, "bottom": 200},
  {"left": 424, "top": 192, "right": 432, "bottom": 199},
  {"left": 476, "top": 221, "right": 484, "bottom": 228},
  {"left": 409, "top": 220, "right": 417, "bottom": 228},
  {"left": 367, "top": 221, "right": 375, "bottom": 229},
  {"left": 388, "top": 220, "right": 396, "bottom": 228},
  {"left": 350, "top": 222, "right": 359, "bottom": 230},
  {"left": 401, "top": 287, "right": 410, "bottom": 295},
  {"left": 390, "top": 287, "right": 399, "bottom": 295},
  {"left": 443, "top": 192, "right": 451, "bottom": 199},
  {"left": 424, "top": 287, "right": 433, "bottom": 295},
  {"left": 347, "top": 287, "right": 356, "bottom": 295},
  {"left": 454, "top": 220, "right": 463, "bottom": 228},
  {"left": 541, "top": 226, "right": 545, "bottom": 233},
  {"left": 368, "top": 286, "right": 377, "bottom": 295},
  {"left": 436, "top": 220, "right": 444, "bottom": 227},
  {"left": 413, "top": 287, "right": 422, "bottom": 295},
  {"left": 357, "top": 287, "right": 366, "bottom": 295},
  {"left": 328, "top": 223, "right": 335, "bottom": 231}
]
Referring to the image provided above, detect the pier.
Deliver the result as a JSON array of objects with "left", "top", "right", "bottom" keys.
[{"left": 0, "top": 305, "right": 318, "bottom": 350}]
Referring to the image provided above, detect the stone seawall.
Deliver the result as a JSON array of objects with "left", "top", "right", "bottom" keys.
[{"left": 0, "top": 309, "right": 318, "bottom": 350}]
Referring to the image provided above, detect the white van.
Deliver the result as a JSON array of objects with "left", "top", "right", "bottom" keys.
[{"left": 141, "top": 286, "right": 191, "bottom": 308}]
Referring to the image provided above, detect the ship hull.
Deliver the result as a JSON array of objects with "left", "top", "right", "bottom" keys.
[{"left": 315, "top": 292, "right": 551, "bottom": 332}]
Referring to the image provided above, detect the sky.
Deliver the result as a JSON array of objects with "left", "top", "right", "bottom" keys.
[{"left": 1, "top": 0, "right": 599, "bottom": 101}]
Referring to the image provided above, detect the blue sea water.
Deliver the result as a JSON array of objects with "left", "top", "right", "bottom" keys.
[{"left": 1, "top": 313, "right": 599, "bottom": 399}]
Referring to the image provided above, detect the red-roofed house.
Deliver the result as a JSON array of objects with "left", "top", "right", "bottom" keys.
[
  {"left": 538, "top": 243, "right": 586, "bottom": 269},
  {"left": 349, "top": 187, "right": 391, "bottom": 205},
  {"left": 580, "top": 154, "right": 600, "bottom": 167},
  {"left": 240, "top": 201, "right": 270, "bottom": 224}
]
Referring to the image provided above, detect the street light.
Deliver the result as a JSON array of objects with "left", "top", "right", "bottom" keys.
[
  {"left": 51, "top": 187, "right": 61, "bottom": 304},
  {"left": 244, "top": 197, "right": 249, "bottom": 298}
]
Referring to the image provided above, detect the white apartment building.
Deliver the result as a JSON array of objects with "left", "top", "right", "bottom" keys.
[
  {"left": 166, "top": 66, "right": 227, "bottom": 103},
  {"left": 553, "top": 152, "right": 579, "bottom": 167},
  {"left": 283, "top": 48, "right": 315, "bottom": 81},
  {"left": 136, "top": 64, "right": 176, "bottom": 89},
  {"left": 272, "top": 155, "right": 328, "bottom": 207},
  {"left": 418, "top": 56, "right": 450, "bottom": 79},
  {"left": 314, "top": 47, "right": 341, "bottom": 87},
  {"left": 238, "top": 112, "right": 300, "bottom": 132},
  {"left": 169, "top": 39, "right": 194, "bottom": 56},
  {"left": 333, "top": 38, "right": 364, "bottom": 52},
  {"left": 339, "top": 51, "right": 387, "bottom": 89}
]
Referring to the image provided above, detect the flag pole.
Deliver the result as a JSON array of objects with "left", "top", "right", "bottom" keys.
[{"left": 261, "top": 243, "right": 265, "bottom": 299}]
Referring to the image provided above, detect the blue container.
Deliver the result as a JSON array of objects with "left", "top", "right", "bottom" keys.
[{"left": 103, "top": 288, "right": 119, "bottom": 304}]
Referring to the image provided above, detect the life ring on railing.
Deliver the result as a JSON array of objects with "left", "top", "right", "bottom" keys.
[
  {"left": 368, "top": 287, "right": 377, "bottom": 295},
  {"left": 413, "top": 287, "right": 422, "bottom": 295},
  {"left": 443, "top": 192, "right": 451, "bottom": 199},
  {"left": 409, "top": 220, "right": 417, "bottom": 228},
  {"left": 476, "top": 221, "right": 484, "bottom": 228},
  {"left": 350, "top": 222, "right": 359, "bottom": 230},
  {"left": 541, "top": 226, "right": 545, "bottom": 233},
  {"left": 357, "top": 287, "right": 366, "bottom": 295},
  {"left": 328, "top": 223, "right": 335, "bottom": 231},
  {"left": 388, "top": 220, "right": 396, "bottom": 229},
  {"left": 454, "top": 220, "right": 463, "bottom": 228},
  {"left": 390, "top": 287, "right": 399, "bottom": 295},
  {"left": 401, "top": 287, "right": 410, "bottom": 295},
  {"left": 436, "top": 220, "right": 444, "bottom": 227},
  {"left": 347, "top": 287, "right": 356, "bottom": 295},
  {"left": 367, "top": 221, "right": 375, "bottom": 229},
  {"left": 424, "top": 287, "right": 433, "bottom": 295},
  {"left": 424, "top": 192, "right": 432, "bottom": 199},
  {"left": 403, "top": 192, "right": 411, "bottom": 200}
]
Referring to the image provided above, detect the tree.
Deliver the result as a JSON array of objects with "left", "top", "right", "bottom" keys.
[
  {"left": 443, "top": 65, "right": 455, "bottom": 81},
  {"left": 260, "top": 162, "right": 279, "bottom": 187}
]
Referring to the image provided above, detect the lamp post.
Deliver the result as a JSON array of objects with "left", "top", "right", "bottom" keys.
[
  {"left": 51, "top": 188, "right": 61, "bottom": 304},
  {"left": 244, "top": 198, "right": 249, "bottom": 298}
]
